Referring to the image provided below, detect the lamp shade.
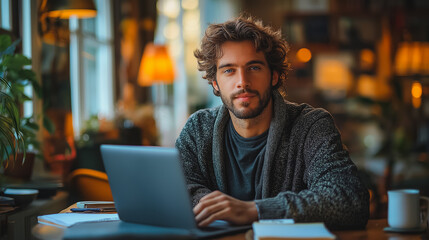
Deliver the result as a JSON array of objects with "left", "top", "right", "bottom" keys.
[
  {"left": 138, "top": 43, "right": 175, "bottom": 87},
  {"left": 41, "top": 0, "right": 97, "bottom": 19},
  {"left": 394, "top": 42, "right": 429, "bottom": 76}
]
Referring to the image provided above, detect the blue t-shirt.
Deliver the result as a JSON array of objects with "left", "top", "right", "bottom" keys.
[{"left": 224, "top": 119, "right": 268, "bottom": 201}]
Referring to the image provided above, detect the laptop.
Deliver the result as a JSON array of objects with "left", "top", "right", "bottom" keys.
[{"left": 97, "top": 144, "right": 251, "bottom": 239}]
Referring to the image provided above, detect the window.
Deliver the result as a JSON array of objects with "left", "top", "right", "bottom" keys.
[
  {"left": 69, "top": 0, "right": 114, "bottom": 136},
  {"left": 0, "top": 0, "right": 11, "bottom": 30}
]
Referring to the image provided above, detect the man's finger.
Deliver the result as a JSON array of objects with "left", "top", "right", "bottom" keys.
[
  {"left": 195, "top": 200, "right": 228, "bottom": 223},
  {"left": 198, "top": 208, "right": 230, "bottom": 227},
  {"left": 193, "top": 192, "right": 228, "bottom": 215},
  {"left": 193, "top": 199, "right": 213, "bottom": 215},
  {"left": 199, "top": 190, "right": 222, "bottom": 201}
]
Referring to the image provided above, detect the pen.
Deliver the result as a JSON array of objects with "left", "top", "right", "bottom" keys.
[{"left": 70, "top": 207, "right": 116, "bottom": 212}]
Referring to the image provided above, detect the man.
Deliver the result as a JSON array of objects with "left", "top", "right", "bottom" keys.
[{"left": 175, "top": 16, "right": 369, "bottom": 229}]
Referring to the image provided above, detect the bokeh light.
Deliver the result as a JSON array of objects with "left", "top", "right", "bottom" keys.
[
  {"left": 411, "top": 81, "right": 422, "bottom": 98},
  {"left": 296, "top": 48, "right": 312, "bottom": 62}
]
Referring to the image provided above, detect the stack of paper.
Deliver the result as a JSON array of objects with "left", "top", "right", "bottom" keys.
[
  {"left": 76, "top": 201, "right": 115, "bottom": 208},
  {"left": 253, "top": 222, "right": 335, "bottom": 240},
  {"left": 38, "top": 213, "right": 120, "bottom": 228}
]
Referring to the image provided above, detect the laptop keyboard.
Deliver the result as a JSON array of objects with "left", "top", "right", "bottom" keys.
[
  {"left": 199, "top": 220, "right": 231, "bottom": 231},
  {"left": 199, "top": 225, "right": 228, "bottom": 232}
]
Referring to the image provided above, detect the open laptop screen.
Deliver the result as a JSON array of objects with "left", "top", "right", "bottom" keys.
[
  {"left": 99, "top": 144, "right": 251, "bottom": 239},
  {"left": 101, "top": 145, "right": 197, "bottom": 229}
]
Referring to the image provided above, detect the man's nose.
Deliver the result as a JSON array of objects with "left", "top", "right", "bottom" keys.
[{"left": 236, "top": 69, "right": 250, "bottom": 88}]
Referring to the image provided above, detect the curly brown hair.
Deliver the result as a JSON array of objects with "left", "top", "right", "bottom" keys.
[{"left": 194, "top": 15, "right": 290, "bottom": 96}]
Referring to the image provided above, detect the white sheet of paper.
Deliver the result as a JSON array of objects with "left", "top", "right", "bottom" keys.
[
  {"left": 258, "top": 219, "right": 295, "bottom": 224},
  {"left": 253, "top": 222, "right": 335, "bottom": 239},
  {"left": 38, "top": 213, "right": 120, "bottom": 228}
]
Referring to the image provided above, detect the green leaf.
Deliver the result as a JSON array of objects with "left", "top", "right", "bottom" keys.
[
  {"left": 0, "top": 140, "right": 12, "bottom": 161},
  {"left": 22, "top": 122, "right": 39, "bottom": 131},
  {"left": 19, "top": 68, "right": 36, "bottom": 78},
  {"left": 0, "top": 35, "right": 15, "bottom": 54},
  {"left": 0, "top": 35, "right": 12, "bottom": 52},
  {"left": 0, "top": 117, "right": 17, "bottom": 161},
  {"left": 21, "top": 93, "right": 32, "bottom": 101},
  {"left": 2, "top": 40, "right": 20, "bottom": 57},
  {"left": 1, "top": 54, "right": 32, "bottom": 71},
  {"left": 10, "top": 81, "right": 25, "bottom": 93},
  {"left": 43, "top": 116, "right": 55, "bottom": 134},
  {"left": 0, "top": 35, "right": 20, "bottom": 59},
  {"left": 0, "top": 76, "right": 11, "bottom": 88},
  {"left": 3, "top": 99, "right": 21, "bottom": 130}
]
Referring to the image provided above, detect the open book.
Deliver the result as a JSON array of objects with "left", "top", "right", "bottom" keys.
[
  {"left": 38, "top": 213, "right": 119, "bottom": 228},
  {"left": 253, "top": 222, "right": 335, "bottom": 240}
]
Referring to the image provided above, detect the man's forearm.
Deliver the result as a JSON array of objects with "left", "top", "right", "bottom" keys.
[{"left": 254, "top": 186, "right": 369, "bottom": 229}]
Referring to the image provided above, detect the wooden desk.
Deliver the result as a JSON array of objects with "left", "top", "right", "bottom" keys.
[
  {"left": 33, "top": 218, "right": 427, "bottom": 240},
  {"left": 334, "top": 219, "right": 426, "bottom": 240}
]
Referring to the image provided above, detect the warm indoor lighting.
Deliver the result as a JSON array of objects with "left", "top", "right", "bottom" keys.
[
  {"left": 183, "top": 11, "right": 200, "bottom": 40},
  {"left": 296, "top": 48, "right": 312, "bottom": 62},
  {"left": 411, "top": 82, "right": 423, "bottom": 98},
  {"left": 411, "top": 81, "right": 422, "bottom": 109},
  {"left": 360, "top": 49, "right": 375, "bottom": 70},
  {"left": 138, "top": 43, "right": 175, "bottom": 87},
  {"left": 314, "top": 54, "right": 353, "bottom": 99},
  {"left": 357, "top": 75, "right": 377, "bottom": 98},
  {"left": 40, "top": 0, "right": 97, "bottom": 19},
  {"left": 163, "top": 22, "right": 180, "bottom": 40},
  {"left": 356, "top": 75, "right": 390, "bottom": 100},
  {"left": 412, "top": 97, "right": 422, "bottom": 109},
  {"left": 157, "top": 0, "right": 180, "bottom": 19},
  {"left": 182, "top": 0, "right": 199, "bottom": 10},
  {"left": 394, "top": 42, "right": 429, "bottom": 76}
]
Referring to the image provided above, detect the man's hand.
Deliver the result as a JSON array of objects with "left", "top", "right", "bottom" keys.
[{"left": 193, "top": 190, "right": 258, "bottom": 227}]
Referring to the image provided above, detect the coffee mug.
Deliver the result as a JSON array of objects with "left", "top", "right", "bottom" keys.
[{"left": 388, "top": 189, "right": 429, "bottom": 229}]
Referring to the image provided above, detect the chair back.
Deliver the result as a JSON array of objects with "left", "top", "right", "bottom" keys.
[{"left": 68, "top": 168, "right": 113, "bottom": 201}]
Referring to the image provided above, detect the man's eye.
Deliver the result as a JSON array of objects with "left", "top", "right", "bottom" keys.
[
  {"left": 249, "top": 66, "right": 261, "bottom": 71},
  {"left": 224, "top": 69, "right": 234, "bottom": 74}
]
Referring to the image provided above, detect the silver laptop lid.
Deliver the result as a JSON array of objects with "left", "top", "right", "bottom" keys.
[{"left": 100, "top": 145, "right": 197, "bottom": 229}]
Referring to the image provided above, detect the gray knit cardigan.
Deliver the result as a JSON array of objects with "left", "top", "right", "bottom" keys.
[{"left": 175, "top": 90, "right": 369, "bottom": 229}]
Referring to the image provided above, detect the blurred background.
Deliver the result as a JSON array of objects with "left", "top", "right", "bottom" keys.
[{"left": 1, "top": 0, "right": 429, "bottom": 222}]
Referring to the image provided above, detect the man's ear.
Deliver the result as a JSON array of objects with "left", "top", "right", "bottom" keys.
[
  {"left": 212, "top": 79, "right": 220, "bottom": 92},
  {"left": 272, "top": 71, "right": 279, "bottom": 86}
]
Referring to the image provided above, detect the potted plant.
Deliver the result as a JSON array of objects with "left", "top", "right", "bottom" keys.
[
  {"left": 0, "top": 75, "right": 24, "bottom": 168},
  {"left": 0, "top": 34, "right": 54, "bottom": 180}
]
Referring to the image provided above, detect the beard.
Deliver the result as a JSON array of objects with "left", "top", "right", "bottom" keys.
[{"left": 219, "top": 86, "right": 272, "bottom": 119}]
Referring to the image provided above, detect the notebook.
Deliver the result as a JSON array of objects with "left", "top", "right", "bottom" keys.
[
  {"left": 38, "top": 213, "right": 119, "bottom": 228},
  {"left": 95, "top": 144, "right": 250, "bottom": 239},
  {"left": 253, "top": 222, "right": 335, "bottom": 240}
]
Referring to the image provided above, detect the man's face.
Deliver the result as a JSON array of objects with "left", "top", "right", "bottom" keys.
[{"left": 213, "top": 41, "right": 278, "bottom": 119}]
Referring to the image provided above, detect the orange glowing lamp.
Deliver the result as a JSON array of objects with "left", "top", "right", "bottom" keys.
[
  {"left": 138, "top": 43, "right": 175, "bottom": 87},
  {"left": 40, "top": 0, "right": 97, "bottom": 19}
]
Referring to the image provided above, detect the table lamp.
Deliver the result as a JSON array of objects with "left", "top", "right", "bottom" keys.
[
  {"left": 138, "top": 43, "right": 175, "bottom": 104},
  {"left": 137, "top": 43, "right": 175, "bottom": 146},
  {"left": 40, "top": 0, "right": 97, "bottom": 19},
  {"left": 138, "top": 43, "right": 175, "bottom": 87}
]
